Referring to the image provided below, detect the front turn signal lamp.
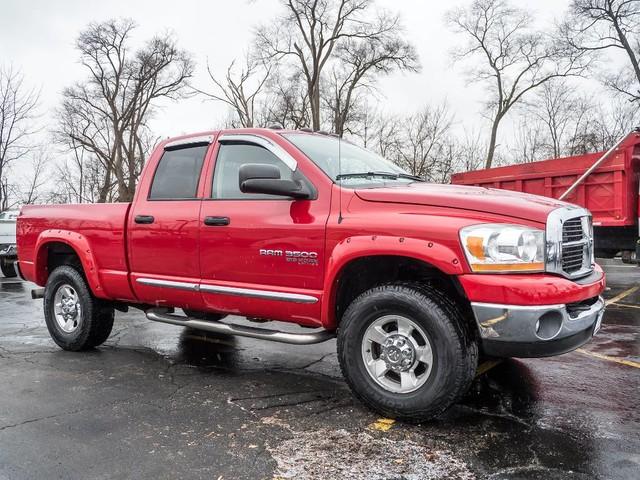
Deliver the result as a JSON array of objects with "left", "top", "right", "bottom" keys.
[{"left": 459, "top": 224, "right": 545, "bottom": 273}]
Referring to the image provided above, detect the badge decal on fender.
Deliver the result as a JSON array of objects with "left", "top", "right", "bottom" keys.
[{"left": 259, "top": 249, "right": 318, "bottom": 266}]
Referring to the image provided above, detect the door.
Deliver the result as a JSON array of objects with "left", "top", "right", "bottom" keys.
[
  {"left": 198, "top": 135, "right": 330, "bottom": 326},
  {"left": 128, "top": 141, "right": 210, "bottom": 309}
]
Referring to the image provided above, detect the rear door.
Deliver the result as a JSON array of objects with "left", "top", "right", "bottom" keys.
[{"left": 128, "top": 137, "right": 212, "bottom": 309}]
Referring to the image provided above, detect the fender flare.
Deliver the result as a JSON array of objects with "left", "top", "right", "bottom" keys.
[
  {"left": 321, "top": 235, "right": 465, "bottom": 328},
  {"left": 34, "top": 229, "right": 106, "bottom": 298}
]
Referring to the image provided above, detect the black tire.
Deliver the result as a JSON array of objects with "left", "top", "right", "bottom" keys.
[
  {"left": 43, "top": 266, "right": 115, "bottom": 351},
  {"left": 1, "top": 259, "right": 17, "bottom": 278},
  {"left": 337, "top": 282, "right": 478, "bottom": 422}
]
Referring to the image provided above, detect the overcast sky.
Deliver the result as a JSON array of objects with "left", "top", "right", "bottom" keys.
[{"left": 4, "top": 0, "right": 608, "bottom": 170}]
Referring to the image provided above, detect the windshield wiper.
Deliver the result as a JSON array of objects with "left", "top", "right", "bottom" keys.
[{"left": 336, "top": 171, "right": 423, "bottom": 182}]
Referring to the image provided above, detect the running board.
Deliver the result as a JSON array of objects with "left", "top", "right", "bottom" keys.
[{"left": 145, "top": 308, "right": 335, "bottom": 345}]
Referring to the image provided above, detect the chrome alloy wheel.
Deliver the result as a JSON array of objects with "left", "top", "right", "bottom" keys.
[
  {"left": 361, "top": 315, "right": 433, "bottom": 393},
  {"left": 53, "top": 284, "right": 82, "bottom": 333}
]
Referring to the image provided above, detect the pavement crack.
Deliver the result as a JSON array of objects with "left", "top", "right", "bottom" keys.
[
  {"left": 229, "top": 389, "right": 325, "bottom": 402},
  {"left": 296, "top": 353, "right": 334, "bottom": 370}
]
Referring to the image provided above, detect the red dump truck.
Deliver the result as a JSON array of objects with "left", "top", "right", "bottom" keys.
[{"left": 452, "top": 130, "right": 640, "bottom": 263}]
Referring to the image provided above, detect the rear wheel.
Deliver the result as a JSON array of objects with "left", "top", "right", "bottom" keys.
[
  {"left": 1, "top": 259, "right": 16, "bottom": 278},
  {"left": 337, "top": 283, "right": 478, "bottom": 422},
  {"left": 43, "top": 266, "right": 114, "bottom": 351}
]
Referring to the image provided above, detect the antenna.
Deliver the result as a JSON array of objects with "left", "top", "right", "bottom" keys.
[{"left": 337, "top": 133, "right": 343, "bottom": 224}]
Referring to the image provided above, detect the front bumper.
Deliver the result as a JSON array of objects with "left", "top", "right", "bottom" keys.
[{"left": 471, "top": 296, "right": 605, "bottom": 358}]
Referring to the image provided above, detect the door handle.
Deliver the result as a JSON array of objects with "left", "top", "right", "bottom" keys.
[
  {"left": 134, "top": 215, "right": 155, "bottom": 224},
  {"left": 204, "top": 216, "right": 230, "bottom": 226}
]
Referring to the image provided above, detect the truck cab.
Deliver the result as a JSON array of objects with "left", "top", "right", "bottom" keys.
[{"left": 16, "top": 128, "right": 606, "bottom": 421}]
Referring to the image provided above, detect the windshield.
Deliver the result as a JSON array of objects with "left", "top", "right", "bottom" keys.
[{"left": 282, "top": 133, "right": 417, "bottom": 186}]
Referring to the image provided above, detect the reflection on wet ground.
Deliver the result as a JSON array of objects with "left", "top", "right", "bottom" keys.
[{"left": 0, "top": 267, "right": 639, "bottom": 479}]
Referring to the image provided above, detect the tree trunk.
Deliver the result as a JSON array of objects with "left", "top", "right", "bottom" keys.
[
  {"left": 310, "top": 84, "right": 321, "bottom": 131},
  {"left": 485, "top": 115, "right": 501, "bottom": 169}
]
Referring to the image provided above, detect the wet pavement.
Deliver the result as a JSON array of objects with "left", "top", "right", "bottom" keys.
[{"left": 0, "top": 261, "right": 639, "bottom": 479}]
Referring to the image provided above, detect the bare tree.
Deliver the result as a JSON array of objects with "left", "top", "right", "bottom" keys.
[
  {"left": 569, "top": 96, "right": 640, "bottom": 152},
  {"left": 19, "top": 148, "right": 49, "bottom": 205},
  {"left": 56, "top": 19, "right": 193, "bottom": 202},
  {"left": 260, "top": 71, "right": 312, "bottom": 129},
  {"left": 0, "top": 66, "right": 39, "bottom": 210},
  {"left": 561, "top": 0, "right": 640, "bottom": 101},
  {"left": 520, "top": 80, "right": 596, "bottom": 158},
  {"left": 325, "top": 18, "right": 419, "bottom": 136},
  {"left": 256, "top": 0, "right": 417, "bottom": 132},
  {"left": 394, "top": 104, "right": 455, "bottom": 180},
  {"left": 509, "top": 119, "right": 549, "bottom": 163},
  {"left": 194, "top": 53, "right": 271, "bottom": 128},
  {"left": 455, "top": 129, "right": 486, "bottom": 173},
  {"left": 447, "top": 0, "right": 589, "bottom": 168}
]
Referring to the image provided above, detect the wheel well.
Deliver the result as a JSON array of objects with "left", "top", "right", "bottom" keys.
[
  {"left": 333, "top": 255, "right": 475, "bottom": 329},
  {"left": 40, "top": 242, "right": 83, "bottom": 282}
]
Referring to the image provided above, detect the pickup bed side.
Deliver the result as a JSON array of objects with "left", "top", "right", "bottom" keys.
[{"left": 17, "top": 203, "right": 134, "bottom": 301}]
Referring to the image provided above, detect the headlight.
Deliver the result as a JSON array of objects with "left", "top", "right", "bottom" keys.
[{"left": 460, "top": 224, "right": 545, "bottom": 273}]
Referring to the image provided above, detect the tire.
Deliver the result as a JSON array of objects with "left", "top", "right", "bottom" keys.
[
  {"left": 621, "top": 250, "right": 636, "bottom": 264},
  {"left": 43, "top": 265, "right": 115, "bottom": 351},
  {"left": 1, "top": 259, "right": 17, "bottom": 278},
  {"left": 337, "top": 282, "right": 478, "bottom": 422}
]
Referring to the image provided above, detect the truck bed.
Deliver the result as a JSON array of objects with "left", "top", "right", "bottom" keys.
[
  {"left": 452, "top": 135, "right": 640, "bottom": 227},
  {"left": 17, "top": 203, "right": 133, "bottom": 299}
]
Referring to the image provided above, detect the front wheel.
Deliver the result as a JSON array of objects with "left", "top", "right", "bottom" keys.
[
  {"left": 337, "top": 283, "right": 478, "bottom": 422},
  {"left": 43, "top": 266, "right": 115, "bottom": 351},
  {"left": 1, "top": 259, "right": 17, "bottom": 278}
]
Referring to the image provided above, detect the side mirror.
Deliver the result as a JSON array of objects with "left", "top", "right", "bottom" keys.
[{"left": 238, "top": 163, "right": 310, "bottom": 199}]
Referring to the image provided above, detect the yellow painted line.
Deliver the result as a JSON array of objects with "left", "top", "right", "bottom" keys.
[
  {"left": 370, "top": 418, "right": 395, "bottom": 432},
  {"left": 476, "top": 359, "right": 502, "bottom": 376},
  {"left": 610, "top": 302, "right": 640, "bottom": 310},
  {"left": 576, "top": 348, "right": 640, "bottom": 369},
  {"left": 605, "top": 285, "right": 639, "bottom": 305}
]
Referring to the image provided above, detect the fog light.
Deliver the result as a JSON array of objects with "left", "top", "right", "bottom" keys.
[{"left": 535, "top": 311, "right": 563, "bottom": 340}]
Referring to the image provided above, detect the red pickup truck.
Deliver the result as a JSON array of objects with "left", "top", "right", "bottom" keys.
[{"left": 16, "top": 128, "right": 606, "bottom": 421}]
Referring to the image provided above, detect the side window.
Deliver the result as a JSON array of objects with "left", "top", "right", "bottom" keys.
[
  {"left": 212, "top": 143, "right": 294, "bottom": 200},
  {"left": 148, "top": 145, "right": 208, "bottom": 200}
]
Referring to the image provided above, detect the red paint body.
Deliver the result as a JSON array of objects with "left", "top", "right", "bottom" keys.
[{"left": 17, "top": 128, "right": 605, "bottom": 330}]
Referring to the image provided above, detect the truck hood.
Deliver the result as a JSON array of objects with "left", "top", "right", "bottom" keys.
[{"left": 355, "top": 183, "right": 569, "bottom": 223}]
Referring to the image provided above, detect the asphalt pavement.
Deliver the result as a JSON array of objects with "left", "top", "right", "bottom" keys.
[{"left": 0, "top": 260, "right": 639, "bottom": 479}]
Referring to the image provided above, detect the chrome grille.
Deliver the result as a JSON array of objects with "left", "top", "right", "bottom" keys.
[
  {"left": 546, "top": 207, "right": 594, "bottom": 279},
  {"left": 561, "top": 217, "right": 588, "bottom": 274},
  {"left": 562, "top": 218, "right": 584, "bottom": 243}
]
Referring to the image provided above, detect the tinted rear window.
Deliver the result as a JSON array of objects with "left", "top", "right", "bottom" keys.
[{"left": 149, "top": 145, "right": 208, "bottom": 200}]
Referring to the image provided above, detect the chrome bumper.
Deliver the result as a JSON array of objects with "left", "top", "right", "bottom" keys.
[{"left": 471, "top": 296, "right": 605, "bottom": 358}]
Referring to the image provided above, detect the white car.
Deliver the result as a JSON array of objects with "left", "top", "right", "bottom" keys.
[{"left": 0, "top": 209, "right": 19, "bottom": 278}]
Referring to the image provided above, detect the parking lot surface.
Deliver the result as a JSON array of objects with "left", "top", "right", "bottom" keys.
[{"left": 1, "top": 260, "right": 639, "bottom": 480}]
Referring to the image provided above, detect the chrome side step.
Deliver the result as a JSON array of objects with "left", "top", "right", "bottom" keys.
[{"left": 145, "top": 308, "right": 335, "bottom": 345}]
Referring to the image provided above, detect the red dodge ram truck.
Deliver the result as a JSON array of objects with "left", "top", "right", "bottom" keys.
[{"left": 16, "top": 128, "right": 606, "bottom": 421}]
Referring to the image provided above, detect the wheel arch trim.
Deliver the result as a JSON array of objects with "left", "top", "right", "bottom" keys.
[
  {"left": 34, "top": 230, "right": 106, "bottom": 298},
  {"left": 321, "top": 235, "right": 465, "bottom": 329}
]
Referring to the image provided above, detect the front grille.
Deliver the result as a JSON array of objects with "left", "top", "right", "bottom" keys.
[
  {"left": 562, "top": 218, "right": 584, "bottom": 243},
  {"left": 561, "top": 216, "right": 591, "bottom": 276}
]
